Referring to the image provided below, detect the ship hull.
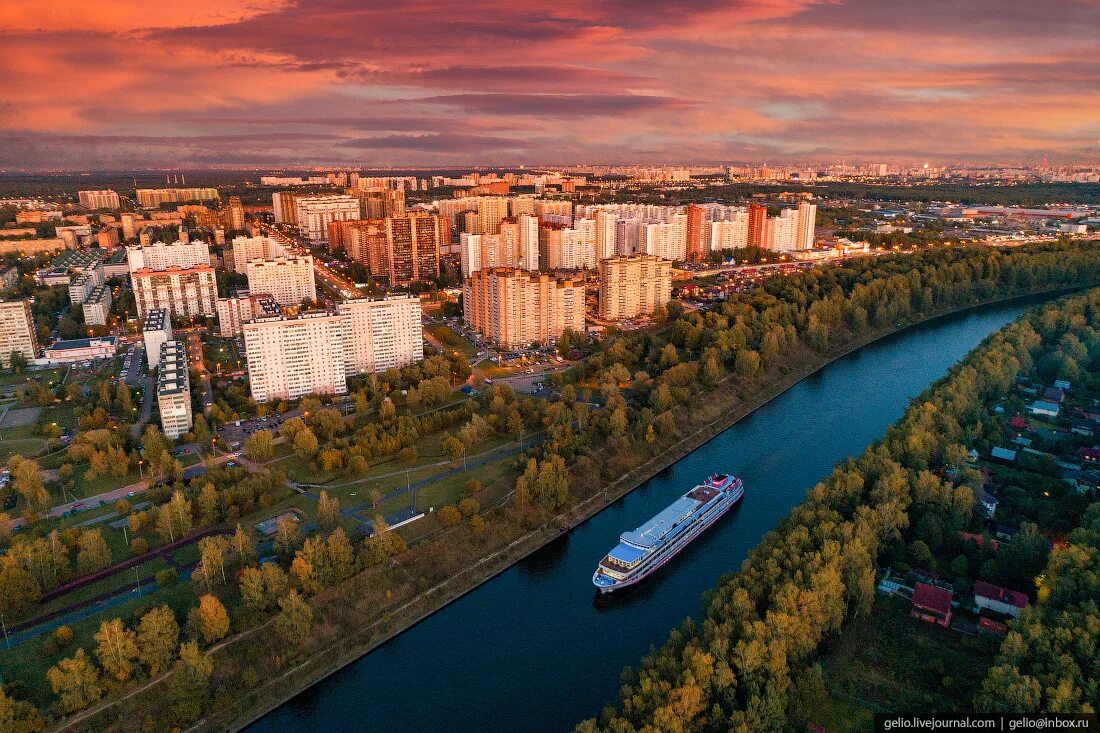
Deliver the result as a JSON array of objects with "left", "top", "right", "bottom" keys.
[{"left": 593, "top": 485, "right": 743, "bottom": 593}]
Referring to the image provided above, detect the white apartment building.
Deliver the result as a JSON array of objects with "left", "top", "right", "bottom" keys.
[
  {"left": 242, "top": 311, "right": 348, "bottom": 403},
  {"left": 78, "top": 190, "right": 120, "bottom": 209},
  {"left": 460, "top": 214, "right": 539, "bottom": 276},
  {"left": 127, "top": 240, "right": 211, "bottom": 272},
  {"left": 68, "top": 264, "right": 105, "bottom": 305},
  {"left": 796, "top": 201, "right": 817, "bottom": 249},
  {"left": 228, "top": 236, "right": 286, "bottom": 273},
  {"left": 598, "top": 255, "right": 672, "bottom": 321},
  {"left": 295, "top": 195, "right": 361, "bottom": 244},
  {"left": 595, "top": 210, "right": 618, "bottom": 260},
  {"left": 82, "top": 285, "right": 112, "bottom": 326},
  {"left": 709, "top": 212, "right": 750, "bottom": 251},
  {"left": 142, "top": 308, "right": 173, "bottom": 369},
  {"left": 0, "top": 300, "right": 37, "bottom": 368},
  {"left": 437, "top": 197, "right": 509, "bottom": 236},
  {"left": 272, "top": 191, "right": 299, "bottom": 225},
  {"left": 156, "top": 340, "right": 193, "bottom": 439},
  {"left": 244, "top": 255, "right": 317, "bottom": 307},
  {"left": 336, "top": 296, "right": 423, "bottom": 376},
  {"left": 642, "top": 214, "right": 687, "bottom": 261},
  {"left": 766, "top": 209, "right": 800, "bottom": 252},
  {"left": 131, "top": 266, "right": 217, "bottom": 321}
]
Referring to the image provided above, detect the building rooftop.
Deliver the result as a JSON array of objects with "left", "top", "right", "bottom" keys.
[
  {"left": 143, "top": 308, "right": 169, "bottom": 332},
  {"left": 157, "top": 340, "right": 189, "bottom": 394},
  {"left": 973, "top": 581, "right": 1028, "bottom": 609},
  {"left": 912, "top": 582, "right": 953, "bottom": 615},
  {"left": 45, "top": 336, "right": 116, "bottom": 352}
]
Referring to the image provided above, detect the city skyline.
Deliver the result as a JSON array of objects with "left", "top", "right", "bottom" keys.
[{"left": 3, "top": 0, "right": 1099, "bottom": 170}]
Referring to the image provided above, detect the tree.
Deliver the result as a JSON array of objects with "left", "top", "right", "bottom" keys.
[
  {"left": 47, "top": 648, "right": 102, "bottom": 714},
  {"left": 137, "top": 604, "right": 180, "bottom": 676},
  {"left": 196, "top": 482, "right": 220, "bottom": 526},
  {"left": 398, "top": 445, "right": 417, "bottom": 465},
  {"left": 243, "top": 430, "right": 274, "bottom": 461},
  {"left": 170, "top": 640, "right": 213, "bottom": 726},
  {"left": 93, "top": 618, "right": 139, "bottom": 682},
  {"left": 156, "top": 490, "right": 193, "bottom": 543},
  {"left": 198, "top": 536, "right": 229, "bottom": 587},
  {"left": 317, "top": 490, "right": 340, "bottom": 530},
  {"left": 76, "top": 530, "right": 112, "bottom": 576},
  {"left": 194, "top": 594, "right": 229, "bottom": 644},
  {"left": 230, "top": 523, "right": 256, "bottom": 566},
  {"left": 10, "top": 456, "right": 47, "bottom": 518},
  {"left": 274, "top": 516, "right": 302, "bottom": 557},
  {"left": 293, "top": 428, "right": 319, "bottom": 459},
  {"left": 438, "top": 505, "right": 461, "bottom": 527},
  {"left": 458, "top": 497, "right": 480, "bottom": 517},
  {"left": 274, "top": 589, "right": 313, "bottom": 647},
  {"left": 346, "top": 454, "right": 368, "bottom": 477},
  {"left": 442, "top": 435, "right": 464, "bottom": 464},
  {"left": 0, "top": 687, "right": 45, "bottom": 733},
  {"left": 0, "top": 562, "right": 41, "bottom": 619}
]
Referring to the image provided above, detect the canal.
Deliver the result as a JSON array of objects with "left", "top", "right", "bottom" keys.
[{"left": 246, "top": 296, "right": 1049, "bottom": 733}]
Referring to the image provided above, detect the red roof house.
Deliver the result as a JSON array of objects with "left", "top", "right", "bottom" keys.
[
  {"left": 973, "top": 581, "right": 1028, "bottom": 618},
  {"left": 911, "top": 582, "right": 953, "bottom": 628},
  {"left": 1009, "top": 416, "right": 1028, "bottom": 430}
]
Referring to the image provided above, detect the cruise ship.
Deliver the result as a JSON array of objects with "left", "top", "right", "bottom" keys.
[{"left": 592, "top": 473, "right": 744, "bottom": 593}]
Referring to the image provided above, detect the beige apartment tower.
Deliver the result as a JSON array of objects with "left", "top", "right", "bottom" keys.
[
  {"left": 462, "top": 268, "right": 585, "bottom": 349},
  {"left": 0, "top": 300, "right": 38, "bottom": 368},
  {"left": 598, "top": 255, "right": 672, "bottom": 321}
]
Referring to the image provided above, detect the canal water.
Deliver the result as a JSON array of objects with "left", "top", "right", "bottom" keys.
[{"left": 247, "top": 296, "right": 1049, "bottom": 733}]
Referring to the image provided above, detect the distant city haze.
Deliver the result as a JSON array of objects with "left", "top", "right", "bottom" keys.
[{"left": 2, "top": 0, "right": 1098, "bottom": 169}]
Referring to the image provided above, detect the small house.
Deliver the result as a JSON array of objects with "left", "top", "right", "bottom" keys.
[
  {"left": 973, "top": 581, "right": 1028, "bottom": 618},
  {"left": 990, "top": 446, "right": 1017, "bottom": 463},
  {"left": 1054, "top": 379, "right": 1071, "bottom": 391},
  {"left": 1027, "top": 400, "right": 1061, "bottom": 418},
  {"left": 911, "top": 583, "right": 953, "bottom": 628},
  {"left": 974, "top": 486, "right": 998, "bottom": 518},
  {"left": 1042, "top": 387, "right": 1066, "bottom": 403},
  {"left": 1009, "top": 416, "right": 1028, "bottom": 430}
]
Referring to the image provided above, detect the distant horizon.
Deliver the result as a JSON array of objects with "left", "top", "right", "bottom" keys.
[{"left": 3, "top": 1, "right": 1098, "bottom": 170}]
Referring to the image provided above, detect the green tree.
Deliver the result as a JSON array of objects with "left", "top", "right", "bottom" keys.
[
  {"left": 243, "top": 430, "right": 275, "bottom": 461},
  {"left": 293, "top": 428, "right": 319, "bottom": 459},
  {"left": 169, "top": 640, "right": 213, "bottom": 726},
  {"left": 317, "top": 490, "right": 340, "bottom": 530},
  {"left": 0, "top": 687, "right": 45, "bottom": 733},
  {"left": 274, "top": 589, "right": 313, "bottom": 647}
]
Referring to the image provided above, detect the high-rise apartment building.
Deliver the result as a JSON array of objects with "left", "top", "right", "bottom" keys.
[
  {"left": 329, "top": 220, "right": 388, "bottom": 275},
  {"left": 595, "top": 210, "right": 618, "bottom": 260},
  {"left": 353, "top": 188, "right": 406, "bottom": 219},
  {"left": 227, "top": 236, "right": 286, "bottom": 273},
  {"left": 142, "top": 308, "right": 172, "bottom": 369},
  {"left": 461, "top": 214, "right": 539, "bottom": 276},
  {"left": 82, "top": 285, "right": 112, "bottom": 326},
  {"left": 78, "top": 190, "right": 120, "bottom": 209},
  {"left": 462, "top": 268, "right": 585, "bottom": 349},
  {"left": 437, "top": 196, "right": 509, "bottom": 236},
  {"left": 245, "top": 255, "right": 317, "bottom": 307},
  {"left": 128, "top": 241, "right": 217, "bottom": 320},
  {"left": 685, "top": 205, "right": 706, "bottom": 261},
  {"left": 709, "top": 212, "right": 750, "bottom": 251},
  {"left": 336, "top": 296, "right": 423, "bottom": 376},
  {"left": 136, "top": 188, "right": 219, "bottom": 208},
  {"left": 598, "top": 255, "right": 672, "bottom": 321},
  {"left": 226, "top": 196, "right": 245, "bottom": 230},
  {"left": 295, "top": 195, "right": 361, "bottom": 244},
  {"left": 535, "top": 200, "right": 573, "bottom": 225},
  {"left": 765, "top": 209, "right": 799, "bottom": 252},
  {"left": 385, "top": 213, "right": 443, "bottom": 285},
  {"left": 796, "top": 201, "right": 817, "bottom": 249},
  {"left": 748, "top": 204, "right": 767, "bottom": 248},
  {"left": 157, "top": 340, "right": 193, "bottom": 439},
  {"left": 642, "top": 215, "right": 687, "bottom": 261},
  {"left": 0, "top": 300, "right": 37, "bottom": 367},
  {"left": 272, "top": 191, "right": 299, "bottom": 225},
  {"left": 242, "top": 311, "right": 348, "bottom": 403},
  {"left": 215, "top": 293, "right": 280, "bottom": 337}
]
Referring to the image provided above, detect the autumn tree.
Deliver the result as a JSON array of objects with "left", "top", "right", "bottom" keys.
[
  {"left": 243, "top": 429, "right": 275, "bottom": 461},
  {"left": 194, "top": 594, "right": 229, "bottom": 644},
  {"left": 93, "top": 618, "right": 139, "bottom": 682},
  {"left": 169, "top": 640, "right": 213, "bottom": 726},
  {"left": 137, "top": 604, "right": 180, "bottom": 676},
  {"left": 47, "top": 648, "right": 102, "bottom": 714},
  {"left": 317, "top": 490, "right": 340, "bottom": 530}
]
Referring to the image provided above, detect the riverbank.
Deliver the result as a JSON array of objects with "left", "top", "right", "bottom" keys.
[
  {"left": 207, "top": 284, "right": 1084, "bottom": 733},
  {"left": 51, "top": 283, "right": 1082, "bottom": 733}
]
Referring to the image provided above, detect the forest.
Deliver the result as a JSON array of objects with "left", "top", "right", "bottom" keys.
[{"left": 576, "top": 279, "right": 1100, "bottom": 732}]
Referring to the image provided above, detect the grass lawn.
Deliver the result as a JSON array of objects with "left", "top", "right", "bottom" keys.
[
  {"left": 424, "top": 323, "right": 477, "bottom": 358},
  {"left": 65, "top": 468, "right": 140, "bottom": 502},
  {"left": 820, "top": 595, "right": 1001, "bottom": 717},
  {"left": 34, "top": 557, "right": 173, "bottom": 617},
  {"left": 473, "top": 359, "right": 515, "bottom": 379},
  {"left": 0, "top": 368, "right": 63, "bottom": 388},
  {"left": 0, "top": 423, "right": 47, "bottom": 463}
]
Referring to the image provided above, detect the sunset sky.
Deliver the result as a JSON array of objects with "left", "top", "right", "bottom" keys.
[{"left": 2, "top": 0, "right": 1098, "bottom": 169}]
